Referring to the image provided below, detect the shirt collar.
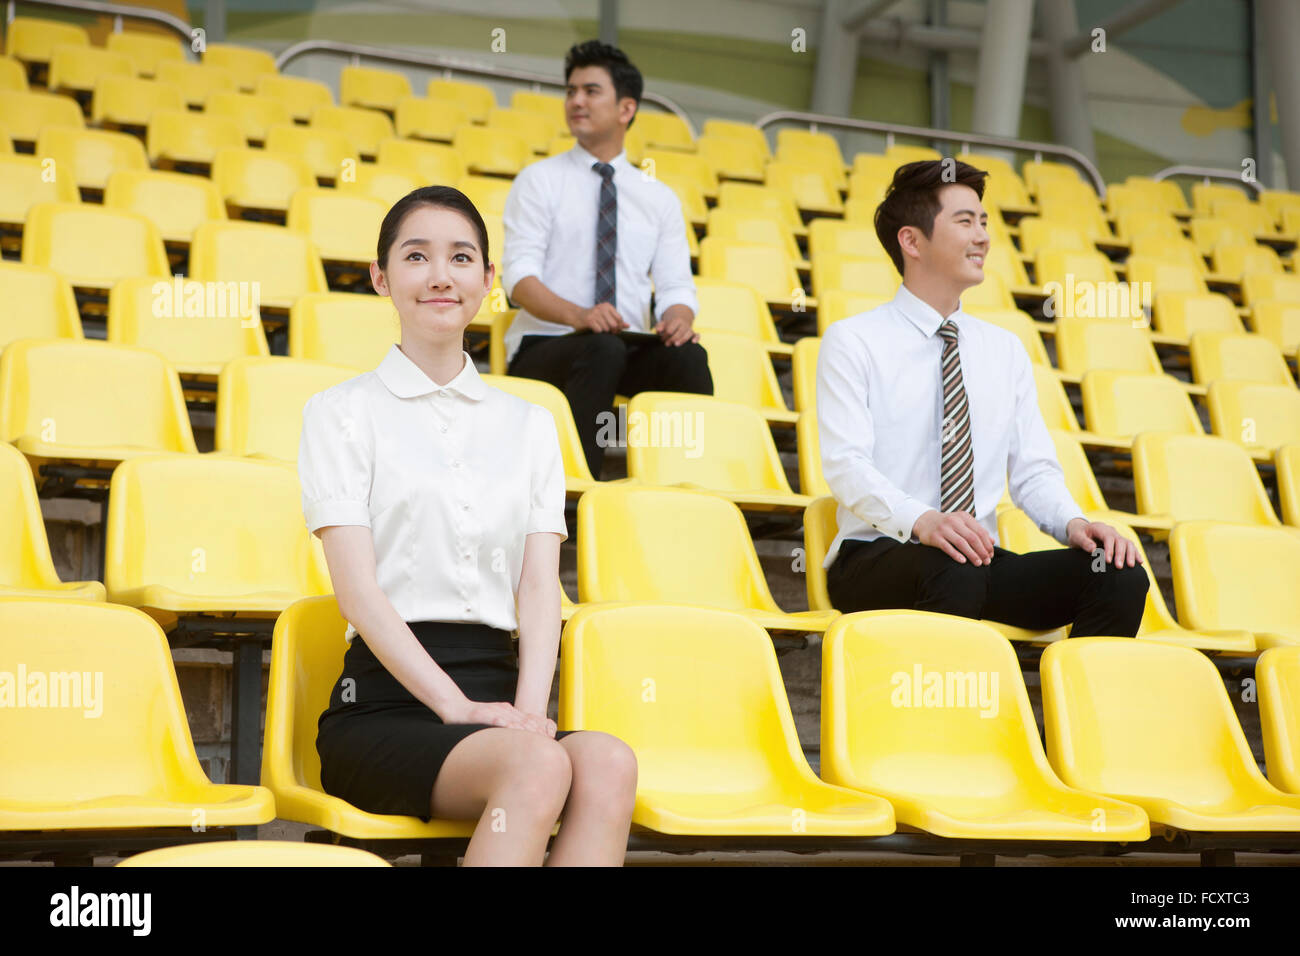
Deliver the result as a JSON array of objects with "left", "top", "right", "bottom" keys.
[
  {"left": 893, "top": 282, "right": 966, "bottom": 340},
  {"left": 375, "top": 344, "right": 486, "bottom": 401},
  {"left": 569, "top": 140, "right": 630, "bottom": 174}
]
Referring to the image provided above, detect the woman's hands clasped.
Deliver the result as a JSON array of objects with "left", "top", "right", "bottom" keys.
[{"left": 444, "top": 700, "right": 556, "bottom": 737}]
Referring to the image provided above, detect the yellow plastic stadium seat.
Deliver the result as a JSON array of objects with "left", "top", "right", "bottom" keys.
[
  {"left": 108, "top": 275, "right": 269, "bottom": 377},
  {"left": 336, "top": 163, "right": 421, "bottom": 207},
  {"left": 104, "top": 30, "right": 184, "bottom": 77},
  {"left": 46, "top": 44, "right": 132, "bottom": 96},
  {"left": 0, "top": 262, "right": 82, "bottom": 347},
  {"left": 633, "top": 110, "right": 694, "bottom": 151},
  {"left": 510, "top": 90, "right": 565, "bottom": 126},
  {"left": 1251, "top": 301, "right": 1300, "bottom": 356},
  {"left": 821, "top": 609, "right": 1150, "bottom": 840},
  {"left": 962, "top": 269, "right": 1016, "bottom": 310},
  {"left": 1152, "top": 291, "right": 1242, "bottom": 341},
  {"left": 1053, "top": 316, "right": 1163, "bottom": 378},
  {"left": 807, "top": 218, "right": 886, "bottom": 261},
  {"left": 696, "top": 331, "right": 797, "bottom": 426},
  {"left": 815, "top": 289, "right": 892, "bottom": 335},
  {"left": 1259, "top": 190, "right": 1300, "bottom": 226},
  {"left": 885, "top": 143, "right": 942, "bottom": 165},
  {"left": 1258, "top": 647, "right": 1300, "bottom": 792},
  {"left": 984, "top": 241, "right": 1030, "bottom": 289},
  {"left": 796, "top": 413, "right": 827, "bottom": 498},
  {"left": 215, "top": 356, "right": 356, "bottom": 462},
  {"left": 0, "top": 89, "right": 84, "bottom": 145},
  {"left": 716, "top": 182, "right": 805, "bottom": 234},
  {"left": 256, "top": 73, "right": 333, "bottom": 122},
  {"left": 811, "top": 253, "right": 897, "bottom": 300},
  {"left": 1042, "top": 636, "right": 1300, "bottom": 830},
  {"left": 210, "top": 147, "right": 313, "bottom": 215},
  {"left": 1242, "top": 272, "right": 1300, "bottom": 307},
  {"left": 202, "top": 43, "right": 277, "bottom": 91},
  {"left": 696, "top": 134, "right": 766, "bottom": 181},
  {"left": 973, "top": 308, "right": 1048, "bottom": 365},
  {"left": 482, "top": 374, "right": 598, "bottom": 493},
  {"left": 846, "top": 170, "right": 890, "bottom": 207},
  {"left": 1212, "top": 242, "right": 1282, "bottom": 280},
  {"left": 698, "top": 237, "right": 803, "bottom": 308},
  {"left": 287, "top": 187, "right": 387, "bottom": 265},
  {"left": 1207, "top": 381, "right": 1300, "bottom": 456},
  {"left": 22, "top": 202, "right": 168, "bottom": 291},
  {"left": 1125, "top": 256, "right": 1207, "bottom": 307},
  {"left": 0, "top": 55, "right": 27, "bottom": 91},
  {"left": 36, "top": 126, "right": 148, "bottom": 194},
  {"left": 119, "top": 840, "right": 391, "bottom": 867},
  {"left": 644, "top": 148, "right": 717, "bottom": 199},
  {"left": 311, "top": 104, "right": 394, "bottom": 159},
  {"left": 692, "top": 277, "right": 791, "bottom": 358},
  {"left": 91, "top": 74, "right": 184, "bottom": 128},
  {"left": 205, "top": 90, "right": 292, "bottom": 143},
  {"left": 147, "top": 108, "right": 245, "bottom": 168},
  {"left": 792, "top": 336, "right": 819, "bottom": 414},
  {"left": 1189, "top": 217, "right": 1255, "bottom": 256},
  {"left": 150, "top": 60, "right": 234, "bottom": 109},
  {"left": 1034, "top": 247, "right": 1117, "bottom": 290},
  {"left": 488, "top": 107, "right": 560, "bottom": 154},
  {"left": 1129, "top": 233, "right": 1205, "bottom": 272},
  {"left": 0, "top": 443, "right": 103, "bottom": 601},
  {"left": 376, "top": 137, "right": 464, "bottom": 184},
  {"left": 997, "top": 507, "right": 1251, "bottom": 653},
  {"left": 105, "top": 454, "right": 330, "bottom": 634},
  {"left": 1045, "top": 429, "right": 1173, "bottom": 532},
  {"left": 0, "top": 597, "right": 273, "bottom": 831},
  {"left": 765, "top": 161, "right": 843, "bottom": 214},
  {"left": 1124, "top": 176, "right": 1189, "bottom": 215},
  {"left": 1021, "top": 159, "right": 1082, "bottom": 196},
  {"left": 560, "top": 603, "right": 891, "bottom": 836},
  {"left": 702, "top": 118, "right": 771, "bottom": 158},
  {"left": 654, "top": 170, "right": 707, "bottom": 228},
  {"left": 453, "top": 124, "right": 529, "bottom": 177},
  {"left": 1034, "top": 363, "right": 1080, "bottom": 431},
  {"left": 1105, "top": 183, "right": 1165, "bottom": 218},
  {"left": 961, "top": 151, "right": 1032, "bottom": 206},
  {"left": 0, "top": 155, "right": 78, "bottom": 231},
  {"left": 393, "top": 95, "right": 468, "bottom": 142},
  {"left": 775, "top": 141, "right": 847, "bottom": 191},
  {"left": 1210, "top": 198, "right": 1276, "bottom": 237},
  {"left": 427, "top": 78, "right": 496, "bottom": 123},
  {"left": 625, "top": 392, "right": 810, "bottom": 513},
  {"left": 1279, "top": 444, "right": 1300, "bottom": 527},
  {"left": 264, "top": 124, "right": 357, "bottom": 184},
  {"left": 190, "top": 220, "right": 328, "bottom": 311},
  {"left": 104, "top": 168, "right": 225, "bottom": 246},
  {"left": 577, "top": 485, "right": 836, "bottom": 633},
  {"left": 1190, "top": 330, "right": 1295, "bottom": 387},
  {"left": 261, "top": 595, "right": 476, "bottom": 840},
  {"left": 5, "top": 17, "right": 89, "bottom": 67},
  {"left": 340, "top": 64, "right": 412, "bottom": 112},
  {"left": 459, "top": 174, "right": 513, "bottom": 216},
  {"left": 1113, "top": 209, "right": 1183, "bottom": 243},
  {"left": 288, "top": 292, "right": 400, "bottom": 369},
  {"left": 1080, "top": 370, "right": 1203, "bottom": 443},
  {"left": 1133, "top": 432, "right": 1281, "bottom": 526},
  {"left": 1035, "top": 195, "right": 1112, "bottom": 242},
  {"left": 775, "top": 128, "right": 844, "bottom": 170}
]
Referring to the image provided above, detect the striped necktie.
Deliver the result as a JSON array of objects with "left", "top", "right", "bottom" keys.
[
  {"left": 938, "top": 318, "right": 976, "bottom": 516},
  {"left": 593, "top": 161, "right": 617, "bottom": 305}
]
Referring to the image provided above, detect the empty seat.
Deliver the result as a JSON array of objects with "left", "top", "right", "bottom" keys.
[
  {"left": 1152, "top": 291, "right": 1243, "bottom": 341},
  {"left": 210, "top": 146, "right": 314, "bottom": 215},
  {"left": 791, "top": 336, "right": 819, "bottom": 414},
  {"left": 510, "top": 89, "right": 564, "bottom": 125},
  {"left": 215, "top": 356, "right": 356, "bottom": 461},
  {"left": 107, "top": 275, "right": 269, "bottom": 377},
  {"left": 765, "top": 161, "right": 843, "bottom": 214},
  {"left": 0, "top": 155, "right": 78, "bottom": 232},
  {"left": 206, "top": 90, "right": 293, "bottom": 143},
  {"left": 645, "top": 148, "right": 717, "bottom": 198},
  {"left": 190, "top": 220, "right": 328, "bottom": 310},
  {"left": 821, "top": 609, "right": 1149, "bottom": 840},
  {"left": 155, "top": 60, "right": 237, "bottom": 108},
  {"left": 147, "top": 108, "right": 245, "bottom": 168},
  {"left": 702, "top": 118, "right": 771, "bottom": 158},
  {"left": 427, "top": 78, "right": 496, "bottom": 123},
  {"left": 1129, "top": 233, "right": 1205, "bottom": 272},
  {"left": 36, "top": 125, "right": 148, "bottom": 193},
  {"left": 1212, "top": 199, "right": 1277, "bottom": 237},
  {"left": 1133, "top": 432, "right": 1281, "bottom": 526},
  {"left": 1126, "top": 256, "right": 1208, "bottom": 308},
  {"left": 256, "top": 73, "right": 333, "bottom": 122},
  {"left": 0, "top": 261, "right": 82, "bottom": 347},
  {"left": 1279, "top": 443, "right": 1300, "bottom": 527},
  {"left": 1251, "top": 301, "right": 1300, "bottom": 356},
  {"left": 91, "top": 74, "right": 184, "bottom": 128},
  {"left": 488, "top": 107, "right": 559, "bottom": 153},
  {"left": 1123, "top": 176, "right": 1189, "bottom": 215},
  {"left": 202, "top": 42, "right": 277, "bottom": 91},
  {"left": 560, "top": 603, "right": 891, "bottom": 836},
  {"left": 288, "top": 292, "right": 400, "bottom": 369},
  {"left": 1041, "top": 635, "right": 1300, "bottom": 830},
  {"left": 1189, "top": 330, "right": 1295, "bottom": 387},
  {"left": 1080, "top": 370, "right": 1203, "bottom": 443},
  {"left": 1034, "top": 363, "right": 1080, "bottom": 430},
  {"left": 104, "top": 168, "right": 225, "bottom": 246},
  {"left": 625, "top": 392, "right": 810, "bottom": 513},
  {"left": 1212, "top": 242, "right": 1282, "bottom": 280},
  {"left": 104, "top": 30, "right": 185, "bottom": 78},
  {"left": 974, "top": 308, "right": 1050, "bottom": 365},
  {"left": 0, "top": 89, "right": 84, "bottom": 145},
  {"left": 340, "top": 64, "right": 412, "bottom": 112},
  {"left": 696, "top": 331, "right": 797, "bottom": 426},
  {"left": 311, "top": 104, "right": 395, "bottom": 159},
  {"left": 5, "top": 17, "right": 89, "bottom": 68},
  {"left": 46, "top": 44, "right": 133, "bottom": 96},
  {"left": 1035, "top": 247, "right": 1117, "bottom": 290},
  {"left": 393, "top": 95, "right": 467, "bottom": 142},
  {"left": 1242, "top": 272, "right": 1300, "bottom": 307},
  {"left": 1207, "top": 380, "right": 1300, "bottom": 455},
  {"left": 811, "top": 253, "right": 897, "bottom": 300},
  {"left": 264, "top": 124, "right": 357, "bottom": 183},
  {"left": 453, "top": 124, "right": 530, "bottom": 177},
  {"left": 0, "top": 596, "right": 274, "bottom": 832},
  {"left": 796, "top": 413, "right": 827, "bottom": 498},
  {"left": 696, "top": 134, "right": 766, "bottom": 181},
  {"left": 807, "top": 218, "right": 886, "bottom": 261},
  {"left": 22, "top": 202, "right": 168, "bottom": 290},
  {"left": 287, "top": 188, "right": 387, "bottom": 265},
  {"left": 577, "top": 484, "right": 836, "bottom": 632},
  {"left": 1258, "top": 647, "right": 1300, "bottom": 793},
  {"left": 1045, "top": 429, "right": 1173, "bottom": 533},
  {"left": 692, "top": 277, "right": 791, "bottom": 357},
  {"left": 1053, "top": 316, "right": 1163, "bottom": 378},
  {"left": 632, "top": 110, "right": 694, "bottom": 150},
  {"left": 336, "top": 162, "right": 422, "bottom": 206},
  {"left": 0, "top": 55, "right": 27, "bottom": 92},
  {"left": 815, "top": 288, "right": 893, "bottom": 335},
  {"left": 0, "top": 443, "right": 104, "bottom": 601},
  {"left": 1189, "top": 217, "right": 1255, "bottom": 256},
  {"left": 481, "top": 374, "right": 598, "bottom": 494},
  {"left": 716, "top": 182, "right": 805, "bottom": 234},
  {"left": 118, "top": 840, "right": 391, "bottom": 867},
  {"left": 375, "top": 137, "right": 464, "bottom": 185}
]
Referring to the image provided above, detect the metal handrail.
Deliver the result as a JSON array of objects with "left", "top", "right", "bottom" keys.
[
  {"left": 755, "top": 108, "right": 1106, "bottom": 195},
  {"left": 275, "top": 39, "right": 696, "bottom": 135},
  {"left": 6, "top": 0, "right": 192, "bottom": 40},
  {"left": 1151, "top": 164, "right": 1264, "bottom": 196}
]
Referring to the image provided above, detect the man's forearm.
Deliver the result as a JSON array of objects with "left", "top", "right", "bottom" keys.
[{"left": 511, "top": 276, "right": 582, "bottom": 328}]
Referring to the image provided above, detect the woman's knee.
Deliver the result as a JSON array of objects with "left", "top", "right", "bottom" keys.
[
  {"left": 491, "top": 733, "right": 573, "bottom": 811},
  {"left": 570, "top": 732, "right": 638, "bottom": 796}
]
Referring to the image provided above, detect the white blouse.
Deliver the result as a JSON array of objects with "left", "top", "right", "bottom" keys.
[{"left": 298, "top": 344, "right": 569, "bottom": 642}]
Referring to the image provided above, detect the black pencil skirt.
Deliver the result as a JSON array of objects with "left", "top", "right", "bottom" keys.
[{"left": 316, "top": 620, "right": 576, "bottom": 822}]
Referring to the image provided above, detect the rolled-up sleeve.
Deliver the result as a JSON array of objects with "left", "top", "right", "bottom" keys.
[
  {"left": 298, "top": 388, "right": 373, "bottom": 534},
  {"left": 526, "top": 405, "right": 568, "bottom": 539},
  {"left": 1006, "top": 343, "right": 1085, "bottom": 544},
  {"left": 650, "top": 184, "right": 698, "bottom": 319},
  {"left": 501, "top": 164, "right": 552, "bottom": 300},
  {"left": 817, "top": 322, "right": 932, "bottom": 542}
]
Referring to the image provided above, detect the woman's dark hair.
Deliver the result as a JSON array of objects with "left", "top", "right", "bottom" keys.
[
  {"left": 874, "top": 159, "right": 988, "bottom": 276},
  {"left": 375, "top": 185, "right": 490, "bottom": 270},
  {"left": 564, "top": 39, "right": 643, "bottom": 126}
]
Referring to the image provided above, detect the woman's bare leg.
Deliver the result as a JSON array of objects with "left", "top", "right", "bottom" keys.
[
  {"left": 544, "top": 731, "right": 637, "bottom": 867},
  {"left": 429, "top": 728, "right": 572, "bottom": 866}
]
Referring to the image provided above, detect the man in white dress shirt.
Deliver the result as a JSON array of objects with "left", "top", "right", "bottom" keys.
[
  {"left": 502, "top": 40, "right": 712, "bottom": 477},
  {"left": 818, "top": 159, "right": 1149, "bottom": 637}
]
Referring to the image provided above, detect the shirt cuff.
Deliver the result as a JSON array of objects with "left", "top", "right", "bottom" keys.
[
  {"left": 653, "top": 287, "right": 698, "bottom": 320},
  {"left": 305, "top": 499, "right": 371, "bottom": 533},
  {"left": 502, "top": 262, "right": 542, "bottom": 300},
  {"left": 875, "top": 497, "right": 932, "bottom": 543},
  {"left": 526, "top": 510, "right": 568, "bottom": 541}
]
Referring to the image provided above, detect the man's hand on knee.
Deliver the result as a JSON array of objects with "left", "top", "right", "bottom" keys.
[
  {"left": 1067, "top": 518, "right": 1143, "bottom": 568},
  {"left": 912, "top": 510, "right": 995, "bottom": 566}
]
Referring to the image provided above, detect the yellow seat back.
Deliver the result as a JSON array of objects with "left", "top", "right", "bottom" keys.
[
  {"left": 1080, "top": 370, "right": 1203, "bottom": 440},
  {"left": 22, "top": 201, "right": 168, "bottom": 289},
  {"left": 288, "top": 292, "right": 400, "bottom": 370},
  {"left": 1206, "top": 381, "right": 1300, "bottom": 454},
  {"left": 1133, "top": 432, "right": 1280, "bottom": 525},
  {"left": 1190, "top": 330, "right": 1295, "bottom": 387},
  {"left": 215, "top": 356, "right": 357, "bottom": 461},
  {"left": 0, "top": 261, "right": 82, "bottom": 347},
  {"left": 104, "top": 168, "right": 227, "bottom": 244},
  {"left": 1258, "top": 647, "right": 1300, "bottom": 793}
]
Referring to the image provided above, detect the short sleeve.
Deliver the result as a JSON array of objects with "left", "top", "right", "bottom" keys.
[
  {"left": 526, "top": 404, "right": 569, "bottom": 540},
  {"left": 298, "top": 387, "right": 374, "bottom": 534}
]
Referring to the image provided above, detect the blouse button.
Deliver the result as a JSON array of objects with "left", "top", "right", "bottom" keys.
[
  {"left": 439, "top": 424, "right": 448, "bottom": 434},
  {"left": 452, "top": 460, "right": 461, "bottom": 469}
]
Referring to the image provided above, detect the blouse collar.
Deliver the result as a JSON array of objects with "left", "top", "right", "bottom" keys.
[{"left": 375, "top": 344, "right": 486, "bottom": 401}]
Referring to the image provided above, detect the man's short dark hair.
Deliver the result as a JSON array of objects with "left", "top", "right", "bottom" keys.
[
  {"left": 874, "top": 159, "right": 989, "bottom": 276},
  {"left": 564, "top": 39, "right": 643, "bottom": 126}
]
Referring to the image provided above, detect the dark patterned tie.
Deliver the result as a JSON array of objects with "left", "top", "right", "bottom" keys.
[
  {"left": 938, "top": 318, "right": 976, "bottom": 515},
  {"left": 593, "top": 161, "right": 617, "bottom": 305}
]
